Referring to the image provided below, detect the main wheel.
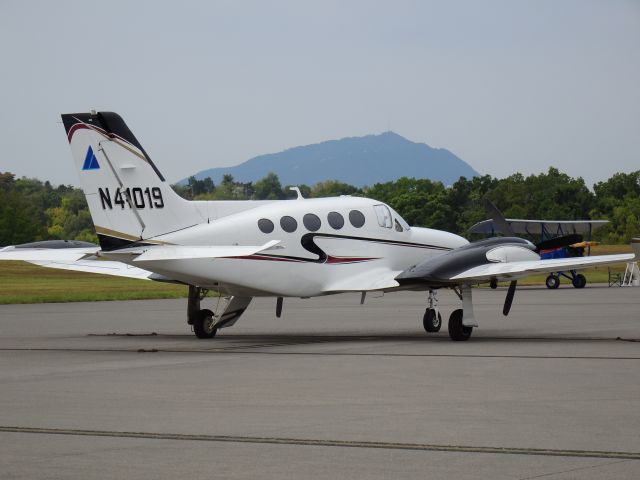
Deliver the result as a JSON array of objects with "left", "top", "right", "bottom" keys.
[
  {"left": 448, "top": 309, "right": 472, "bottom": 341},
  {"left": 193, "top": 309, "right": 217, "bottom": 339},
  {"left": 423, "top": 308, "right": 442, "bottom": 333},
  {"left": 545, "top": 275, "right": 560, "bottom": 289},
  {"left": 572, "top": 273, "right": 587, "bottom": 289}
]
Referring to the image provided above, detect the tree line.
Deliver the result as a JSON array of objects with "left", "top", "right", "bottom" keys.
[{"left": 1, "top": 168, "right": 638, "bottom": 246}]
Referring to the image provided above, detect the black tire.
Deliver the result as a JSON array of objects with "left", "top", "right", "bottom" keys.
[
  {"left": 545, "top": 275, "right": 560, "bottom": 289},
  {"left": 490, "top": 278, "right": 498, "bottom": 290},
  {"left": 572, "top": 273, "right": 587, "bottom": 289},
  {"left": 423, "top": 308, "right": 442, "bottom": 333},
  {"left": 193, "top": 309, "right": 217, "bottom": 339},
  {"left": 448, "top": 309, "right": 472, "bottom": 341}
]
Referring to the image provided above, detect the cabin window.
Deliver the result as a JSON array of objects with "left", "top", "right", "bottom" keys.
[
  {"left": 349, "top": 210, "right": 365, "bottom": 228},
  {"left": 280, "top": 216, "right": 298, "bottom": 233},
  {"left": 374, "top": 204, "right": 392, "bottom": 229},
  {"left": 258, "top": 218, "right": 274, "bottom": 234},
  {"left": 303, "top": 213, "right": 321, "bottom": 232},
  {"left": 327, "top": 211, "right": 344, "bottom": 230},
  {"left": 394, "top": 219, "right": 403, "bottom": 232}
]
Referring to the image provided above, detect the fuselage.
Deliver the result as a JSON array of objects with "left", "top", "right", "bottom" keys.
[{"left": 133, "top": 196, "right": 468, "bottom": 297}]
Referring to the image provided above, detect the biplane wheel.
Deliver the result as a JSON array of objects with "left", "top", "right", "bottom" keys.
[
  {"left": 193, "top": 309, "right": 217, "bottom": 339},
  {"left": 448, "top": 309, "right": 472, "bottom": 341},
  {"left": 572, "top": 274, "right": 587, "bottom": 289},
  {"left": 545, "top": 275, "right": 560, "bottom": 289},
  {"left": 423, "top": 308, "right": 442, "bottom": 333}
]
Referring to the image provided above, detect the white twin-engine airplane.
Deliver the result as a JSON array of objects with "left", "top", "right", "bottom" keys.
[{"left": 1, "top": 111, "right": 638, "bottom": 341}]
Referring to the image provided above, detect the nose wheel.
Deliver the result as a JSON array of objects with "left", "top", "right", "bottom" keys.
[
  {"left": 423, "top": 290, "right": 443, "bottom": 333},
  {"left": 423, "top": 308, "right": 442, "bottom": 332}
]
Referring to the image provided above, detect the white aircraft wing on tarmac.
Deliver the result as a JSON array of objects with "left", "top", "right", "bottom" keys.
[
  {"left": 0, "top": 245, "right": 98, "bottom": 262},
  {"left": 0, "top": 243, "right": 159, "bottom": 280},
  {"left": 125, "top": 240, "right": 281, "bottom": 262},
  {"left": 27, "top": 259, "right": 158, "bottom": 280},
  {"left": 449, "top": 252, "right": 635, "bottom": 282},
  {"left": 1, "top": 110, "right": 637, "bottom": 342},
  {"left": 0, "top": 240, "right": 282, "bottom": 280}
]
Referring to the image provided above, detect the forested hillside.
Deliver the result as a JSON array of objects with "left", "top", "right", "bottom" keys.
[{"left": 1, "top": 168, "right": 638, "bottom": 246}]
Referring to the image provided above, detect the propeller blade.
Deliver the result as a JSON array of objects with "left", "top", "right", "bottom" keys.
[
  {"left": 503, "top": 280, "right": 517, "bottom": 316},
  {"left": 535, "top": 234, "right": 584, "bottom": 253},
  {"left": 482, "top": 199, "right": 515, "bottom": 236}
]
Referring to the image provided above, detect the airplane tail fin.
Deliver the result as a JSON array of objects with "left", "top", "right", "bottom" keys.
[{"left": 61, "top": 112, "right": 203, "bottom": 250}]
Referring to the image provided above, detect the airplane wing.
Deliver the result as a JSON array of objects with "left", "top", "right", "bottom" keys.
[
  {"left": 103, "top": 240, "right": 282, "bottom": 262},
  {"left": 450, "top": 253, "right": 634, "bottom": 282},
  {"left": 26, "top": 259, "right": 159, "bottom": 280},
  {"left": 343, "top": 253, "right": 638, "bottom": 292},
  {"left": 396, "top": 238, "right": 639, "bottom": 287},
  {"left": 0, "top": 245, "right": 160, "bottom": 281},
  {"left": 324, "top": 267, "right": 403, "bottom": 293},
  {"left": 1, "top": 240, "right": 282, "bottom": 281},
  {"left": 0, "top": 246, "right": 98, "bottom": 262}
]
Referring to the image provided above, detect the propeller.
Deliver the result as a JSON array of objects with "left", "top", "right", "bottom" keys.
[
  {"left": 503, "top": 280, "right": 517, "bottom": 316},
  {"left": 481, "top": 201, "right": 519, "bottom": 316},
  {"left": 482, "top": 199, "right": 584, "bottom": 317}
]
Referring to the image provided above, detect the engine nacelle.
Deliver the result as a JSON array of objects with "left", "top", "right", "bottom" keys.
[{"left": 396, "top": 237, "right": 537, "bottom": 286}]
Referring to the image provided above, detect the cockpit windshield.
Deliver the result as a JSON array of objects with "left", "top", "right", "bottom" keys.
[
  {"left": 389, "top": 207, "right": 411, "bottom": 232},
  {"left": 374, "top": 204, "right": 411, "bottom": 232}
]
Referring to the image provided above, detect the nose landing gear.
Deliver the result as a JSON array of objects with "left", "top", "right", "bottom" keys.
[
  {"left": 423, "top": 290, "right": 442, "bottom": 332},
  {"left": 421, "top": 286, "right": 475, "bottom": 341}
]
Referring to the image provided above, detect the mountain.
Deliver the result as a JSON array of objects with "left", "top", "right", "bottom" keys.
[{"left": 182, "top": 131, "right": 479, "bottom": 187}]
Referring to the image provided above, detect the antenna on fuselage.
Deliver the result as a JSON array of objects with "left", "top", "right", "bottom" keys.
[{"left": 289, "top": 186, "right": 304, "bottom": 200}]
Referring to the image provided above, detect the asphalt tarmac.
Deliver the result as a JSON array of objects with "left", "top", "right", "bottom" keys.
[{"left": 1, "top": 285, "right": 639, "bottom": 479}]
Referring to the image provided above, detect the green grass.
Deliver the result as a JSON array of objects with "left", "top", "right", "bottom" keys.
[
  {"left": 0, "top": 261, "right": 187, "bottom": 304},
  {"left": 0, "top": 244, "right": 634, "bottom": 304}
]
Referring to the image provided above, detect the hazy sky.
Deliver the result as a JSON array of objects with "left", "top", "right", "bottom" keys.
[{"left": 0, "top": 0, "right": 638, "bottom": 187}]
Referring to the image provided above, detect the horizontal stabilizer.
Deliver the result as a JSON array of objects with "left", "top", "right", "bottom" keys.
[
  {"left": 131, "top": 240, "right": 281, "bottom": 262},
  {"left": 27, "top": 260, "right": 157, "bottom": 280},
  {"left": 0, "top": 246, "right": 98, "bottom": 262}
]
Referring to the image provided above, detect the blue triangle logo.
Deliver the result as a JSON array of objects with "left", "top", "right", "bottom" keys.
[{"left": 82, "top": 146, "right": 100, "bottom": 170}]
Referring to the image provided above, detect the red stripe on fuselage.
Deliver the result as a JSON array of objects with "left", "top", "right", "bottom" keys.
[
  {"left": 325, "top": 255, "right": 379, "bottom": 264},
  {"left": 225, "top": 254, "right": 378, "bottom": 264},
  {"left": 227, "top": 255, "right": 307, "bottom": 263}
]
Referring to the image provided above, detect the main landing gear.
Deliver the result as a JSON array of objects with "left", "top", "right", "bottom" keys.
[
  {"left": 188, "top": 286, "right": 216, "bottom": 338},
  {"left": 422, "top": 287, "right": 477, "bottom": 341},
  {"left": 447, "top": 309, "right": 472, "bottom": 341},
  {"left": 545, "top": 271, "right": 587, "bottom": 289},
  {"left": 187, "top": 285, "right": 252, "bottom": 339}
]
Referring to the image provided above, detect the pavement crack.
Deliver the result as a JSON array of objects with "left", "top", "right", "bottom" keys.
[
  {"left": 517, "top": 459, "right": 633, "bottom": 479},
  {"left": 2, "top": 427, "right": 640, "bottom": 460},
  {"left": 1, "top": 347, "right": 639, "bottom": 361}
]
